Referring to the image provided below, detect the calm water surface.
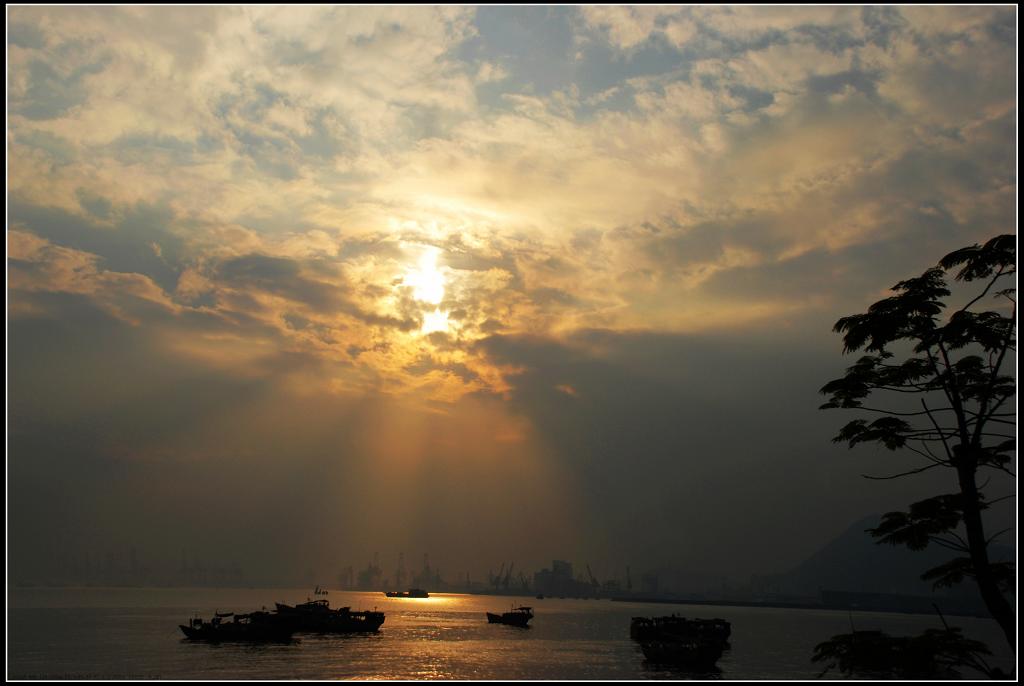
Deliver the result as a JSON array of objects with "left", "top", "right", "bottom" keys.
[{"left": 8, "top": 587, "right": 1013, "bottom": 680}]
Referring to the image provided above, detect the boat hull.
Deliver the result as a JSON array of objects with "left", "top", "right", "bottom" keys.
[
  {"left": 486, "top": 611, "right": 532, "bottom": 627},
  {"left": 632, "top": 615, "right": 729, "bottom": 669},
  {"left": 630, "top": 616, "right": 730, "bottom": 644},
  {"left": 275, "top": 602, "right": 385, "bottom": 633},
  {"left": 640, "top": 639, "right": 724, "bottom": 668},
  {"left": 179, "top": 622, "right": 294, "bottom": 643}
]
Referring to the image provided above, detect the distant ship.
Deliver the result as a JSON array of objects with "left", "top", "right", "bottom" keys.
[
  {"left": 486, "top": 605, "right": 533, "bottom": 628},
  {"left": 274, "top": 599, "right": 385, "bottom": 633},
  {"left": 179, "top": 611, "right": 294, "bottom": 642},
  {"left": 385, "top": 588, "right": 429, "bottom": 598}
]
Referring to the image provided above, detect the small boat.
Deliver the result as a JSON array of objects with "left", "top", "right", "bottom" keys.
[
  {"left": 179, "top": 611, "right": 294, "bottom": 642},
  {"left": 274, "top": 599, "right": 385, "bottom": 633},
  {"left": 385, "top": 588, "right": 429, "bottom": 598},
  {"left": 486, "top": 605, "right": 533, "bottom": 627}
]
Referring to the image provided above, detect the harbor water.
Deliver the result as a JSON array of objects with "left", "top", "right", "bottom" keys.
[{"left": 8, "top": 587, "right": 1013, "bottom": 680}]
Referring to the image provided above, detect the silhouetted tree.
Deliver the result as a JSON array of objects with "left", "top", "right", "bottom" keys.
[
  {"left": 812, "top": 626, "right": 1003, "bottom": 679},
  {"left": 820, "top": 234, "right": 1016, "bottom": 654}
]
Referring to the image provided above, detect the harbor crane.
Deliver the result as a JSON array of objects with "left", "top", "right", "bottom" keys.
[
  {"left": 586, "top": 564, "right": 600, "bottom": 590},
  {"left": 491, "top": 563, "right": 506, "bottom": 590}
]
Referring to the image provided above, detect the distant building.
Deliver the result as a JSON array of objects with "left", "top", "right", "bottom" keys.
[
  {"left": 356, "top": 555, "right": 383, "bottom": 590},
  {"left": 533, "top": 560, "right": 594, "bottom": 598}
]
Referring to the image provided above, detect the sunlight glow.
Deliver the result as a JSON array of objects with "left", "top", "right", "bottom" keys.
[
  {"left": 404, "top": 247, "right": 445, "bottom": 305},
  {"left": 422, "top": 308, "right": 450, "bottom": 334}
]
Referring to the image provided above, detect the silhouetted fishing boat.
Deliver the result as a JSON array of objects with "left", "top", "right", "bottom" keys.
[
  {"left": 639, "top": 637, "right": 725, "bottom": 667},
  {"left": 179, "top": 611, "right": 294, "bottom": 642},
  {"left": 631, "top": 614, "right": 730, "bottom": 668},
  {"left": 486, "top": 605, "right": 533, "bottom": 627},
  {"left": 630, "top": 615, "right": 731, "bottom": 644},
  {"left": 385, "top": 588, "right": 429, "bottom": 598},
  {"left": 274, "top": 599, "right": 385, "bottom": 633}
]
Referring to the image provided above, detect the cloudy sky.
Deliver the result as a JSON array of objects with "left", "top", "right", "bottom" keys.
[{"left": 8, "top": 6, "right": 1016, "bottom": 585}]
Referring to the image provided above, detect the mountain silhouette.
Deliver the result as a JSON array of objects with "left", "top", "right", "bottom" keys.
[{"left": 781, "top": 515, "right": 1011, "bottom": 611}]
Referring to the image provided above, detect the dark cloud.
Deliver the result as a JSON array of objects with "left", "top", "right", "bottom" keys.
[
  {"left": 14, "top": 129, "right": 77, "bottom": 163},
  {"left": 793, "top": 23, "right": 864, "bottom": 55},
  {"left": 75, "top": 189, "right": 113, "bottom": 219},
  {"left": 726, "top": 84, "right": 775, "bottom": 112},
  {"left": 476, "top": 327, "right": 957, "bottom": 571},
  {"left": 983, "top": 9, "right": 1016, "bottom": 44},
  {"left": 9, "top": 200, "right": 186, "bottom": 293},
  {"left": 8, "top": 22, "right": 47, "bottom": 49},
  {"left": 213, "top": 252, "right": 419, "bottom": 330},
  {"left": 216, "top": 254, "right": 342, "bottom": 310},
  {"left": 861, "top": 6, "right": 908, "bottom": 49},
  {"left": 338, "top": 236, "right": 404, "bottom": 262},
  {"left": 640, "top": 215, "right": 803, "bottom": 276},
  {"left": 805, "top": 65, "right": 883, "bottom": 98},
  {"left": 105, "top": 132, "right": 209, "bottom": 166},
  {"left": 404, "top": 354, "right": 480, "bottom": 383},
  {"left": 12, "top": 55, "right": 109, "bottom": 120},
  {"left": 527, "top": 287, "right": 583, "bottom": 308}
]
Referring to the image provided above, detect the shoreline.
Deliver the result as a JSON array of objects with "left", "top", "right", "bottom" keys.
[{"left": 610, "top": 595, "right": 992, "bottom": 619}]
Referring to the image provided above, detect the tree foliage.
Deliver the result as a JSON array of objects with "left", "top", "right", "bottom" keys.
[
  {"left": 812, "top": 627, "right": 1005, "bottom": 679},
  {"left": 819, "top": 234, "right": 1016, "bottom": 658}
]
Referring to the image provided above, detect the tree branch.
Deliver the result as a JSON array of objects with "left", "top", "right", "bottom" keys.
[
  {"left": 907, "top": 443, "right": 949, "bottom": 466},
  {"left": 862, "top": 462, "right": 943, "bottom": 480},
  {"left": 982, "top": 464, "right": 1015, "bottom": 478},
  {"left": 921, "top": 399, "right": 954, "bottom": 462},
  {"left": 986, "top": 528, "right": 1013, "bottom": 545},
  {"left": 918, "top": 441, "right": 949, "bottom": 465},
  {"left": 934, "top": 340, "right": 970, "bottom": 446},
  {"left": 956, "top": 267, "right": 1007, "bottom": 315},
  {"left": 929, "top": 536, "right": 971, "bottom": 554},
  {"left": 857, "top": 406, "right": 956, "bottom": 417}
]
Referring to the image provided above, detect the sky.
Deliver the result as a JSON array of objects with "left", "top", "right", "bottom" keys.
[{"left": 7, "top": 6, "right": 1017, "bottom": 587}]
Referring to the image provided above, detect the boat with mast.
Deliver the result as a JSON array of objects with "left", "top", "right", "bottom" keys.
[
  {"left": 275, "top": 587, "right": 385, "bottom": 633},
  {"left": 486, "top": 605, "right": 533, "bottom": 628}
]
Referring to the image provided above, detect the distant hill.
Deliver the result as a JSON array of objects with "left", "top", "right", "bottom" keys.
[{"left": 779, "top": 514, "right": 1012, "bottom": 611}]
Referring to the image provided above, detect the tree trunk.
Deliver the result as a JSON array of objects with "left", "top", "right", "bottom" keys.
[{"left": 957, "top": 459, "right": 1015, "bottom": 652}]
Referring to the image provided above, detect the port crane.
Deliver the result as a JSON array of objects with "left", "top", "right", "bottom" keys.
[
  {"left": 490, "top": 563, "right": 504, "bottom": 591},
  {"left": 586, "top": 564, "right": 600, "bottom": 593}
]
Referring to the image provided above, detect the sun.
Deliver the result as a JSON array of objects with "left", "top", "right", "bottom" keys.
[
  {"left": 402, "top": 246, "right": 450, "bottom": 334},
  {"left": 403, "top": 247, "right": 445, "bottom": 305}
]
